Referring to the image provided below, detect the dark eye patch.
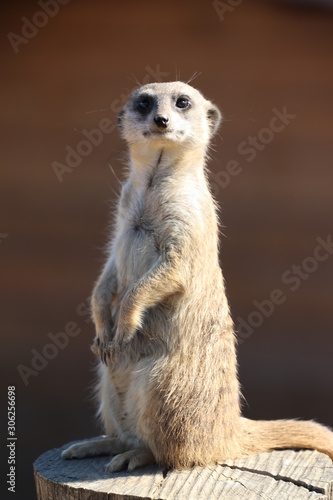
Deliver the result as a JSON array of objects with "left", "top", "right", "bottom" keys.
[{"left": 135, "top": 94, "right": 154, "bottom": 115}]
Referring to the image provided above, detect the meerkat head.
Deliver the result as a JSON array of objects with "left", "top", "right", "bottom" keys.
[{"left": 118, "top": 81, "right": 222, "bottom": 151}]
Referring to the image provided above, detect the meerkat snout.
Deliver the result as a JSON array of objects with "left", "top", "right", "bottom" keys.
[{"left": 154, "top": 115, "right": 170, "bottom": 128}]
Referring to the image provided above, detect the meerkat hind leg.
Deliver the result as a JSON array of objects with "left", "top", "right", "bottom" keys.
[
  {"left": 105, "top": 448, "right": 156, "bottom": 473},
  {"left": 62, "top": 436, "right": 127, "bottom": 460}
]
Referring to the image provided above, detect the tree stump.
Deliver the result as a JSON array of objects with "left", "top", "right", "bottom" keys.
[{"left": 34, "top": 440, "right": 333, "bottom": 499}]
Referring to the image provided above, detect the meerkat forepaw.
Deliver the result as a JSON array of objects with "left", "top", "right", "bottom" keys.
[
  {"left": 91, "top": 337, "right": 112, "bottom": 365},
  {"left": 91, "top": 336, "right": 128, "bottom": 366}
]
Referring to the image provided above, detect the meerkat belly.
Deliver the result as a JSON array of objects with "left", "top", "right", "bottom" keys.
[{"left": 103, "top": 361, "right": 151, "bottom": 447}]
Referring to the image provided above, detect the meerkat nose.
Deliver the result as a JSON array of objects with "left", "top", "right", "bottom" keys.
[{"left": 154, "top": 115, "right": 170, "bottom": 128}]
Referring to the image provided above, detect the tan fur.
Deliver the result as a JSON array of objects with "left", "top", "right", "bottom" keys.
[{"left": 62, "top": 81, "right": 333, "bottom": 472}]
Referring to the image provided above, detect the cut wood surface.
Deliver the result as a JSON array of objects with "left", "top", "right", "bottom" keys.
[{"left": 34, "top": 440, "right": 333, "bottom": 499}]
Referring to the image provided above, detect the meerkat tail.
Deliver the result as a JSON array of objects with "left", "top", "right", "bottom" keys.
[{"left": 238, "top": 417, "right": 333, "bottom": 460}]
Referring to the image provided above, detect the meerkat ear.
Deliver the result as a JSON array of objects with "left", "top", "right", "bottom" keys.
[{"left": 207, "top": 104, "right": 222, "bottom": 137}]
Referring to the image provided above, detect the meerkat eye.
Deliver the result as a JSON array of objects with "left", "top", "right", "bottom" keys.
[
  {"left": 136, "top": 96, "right": 152, "bottom": 114},
  {"left": 176, "top": 96, "right": 190, "bottom": 109}
]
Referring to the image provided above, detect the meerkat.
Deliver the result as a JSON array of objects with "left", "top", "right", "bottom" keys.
[{"left": 62, "top": 81, "right": 333, "bottom": 473}]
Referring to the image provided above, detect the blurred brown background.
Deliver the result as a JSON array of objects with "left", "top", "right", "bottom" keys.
[{"left": 1, "top": 0, "right": 333, "bottom": 497}]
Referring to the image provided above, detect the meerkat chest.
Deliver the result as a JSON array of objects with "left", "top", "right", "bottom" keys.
[
  {"left": 113, "top": 172, "right": 210, "bottom": 288},
  {"left": 114, "top": 182, "right": 161, "bottom": 287}
]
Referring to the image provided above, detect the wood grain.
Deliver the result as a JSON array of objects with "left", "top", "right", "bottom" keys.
[{"left": 34, "top": 441, "right": 333, "bottom": 499}]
